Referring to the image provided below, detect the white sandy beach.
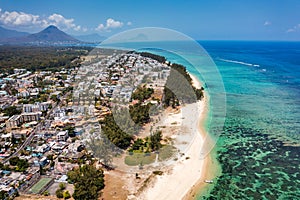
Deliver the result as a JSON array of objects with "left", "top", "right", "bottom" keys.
[{"left": 137, "top": 74, "right": 211, "bottom": 200}]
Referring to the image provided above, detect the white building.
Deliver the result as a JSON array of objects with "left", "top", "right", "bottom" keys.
[
  {"left": 23, "top": 102, "right": 50, "bottom": 113},
  {"left": 57, "top": 131, "right": 68, "bottom": 142}
]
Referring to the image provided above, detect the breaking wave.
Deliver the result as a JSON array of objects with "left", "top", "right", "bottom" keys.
[{"left": 219, "top": 58, "right": 260, "bottom": 67}]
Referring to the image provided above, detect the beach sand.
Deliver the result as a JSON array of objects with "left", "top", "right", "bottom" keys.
[{"left": 137, "top": 74, "right": 217, "bottom": 200}]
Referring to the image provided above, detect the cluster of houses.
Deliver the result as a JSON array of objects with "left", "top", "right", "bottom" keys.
[
  {"left": 0, "top": 52, "right": 171, "bottom": 198},
  {"left": 74, "top": 53, "right": 170, "bottom": 107},
  {"left": 0, "top": 67, "right": 80, "bottom": 197}
]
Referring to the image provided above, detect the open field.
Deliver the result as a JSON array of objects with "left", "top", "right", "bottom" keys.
[{"left": 125, "top": 152, "right": 156, "bottom": 166}]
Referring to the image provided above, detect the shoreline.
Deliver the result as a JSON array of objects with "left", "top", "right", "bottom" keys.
[
  {"left": 184, "top": 74, "right": 219, "bottom": 200},
  {"left": 138, "top": 73, "right": 217, "bottom": 200}
]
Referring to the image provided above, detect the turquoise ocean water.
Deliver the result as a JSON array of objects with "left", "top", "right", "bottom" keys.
[
  {"left": 197, "top": 41, "right": 300, "bottom": 199},
  {"left": 98, "top": 40, "right": 300, "bottom": 199}
]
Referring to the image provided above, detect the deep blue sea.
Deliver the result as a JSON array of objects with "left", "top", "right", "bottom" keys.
[{"left": 98, "top": 40, "right": 300, "bottom": 199}]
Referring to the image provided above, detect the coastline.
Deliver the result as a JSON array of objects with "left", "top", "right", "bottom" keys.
[
  {"left": 138, "top": 73, "right": 217, "bottom": 200},
  {"left": 183, "top": 74, "right": 219, "bottom": 200}
]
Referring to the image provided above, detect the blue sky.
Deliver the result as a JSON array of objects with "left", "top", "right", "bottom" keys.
[{"left": 0, "top": 0, "right": 300, "bottom": 40}]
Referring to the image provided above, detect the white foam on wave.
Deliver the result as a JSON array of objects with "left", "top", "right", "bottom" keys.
[{"left": 219, "top": 58, "right": 260, "bottom": 67}]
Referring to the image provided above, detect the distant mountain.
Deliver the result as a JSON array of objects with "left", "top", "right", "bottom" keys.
[
  {"left": 27, "top": 25, "right": 79, "bottom": 43},
  {"left": 73, "top": 33, "right": 107, "bottom": 43},
  {"left": 1, "top": 25, "right": 80, "bottom": 45},
  {"left": 0, "top": 26, "right": 29, "bottom": 39}
]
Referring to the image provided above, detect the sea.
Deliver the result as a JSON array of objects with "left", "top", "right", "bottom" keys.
[
  {"left": 196, "top": 41, "right": 300, "bottom": 199},
  {"left": 97, "top": 40, "right": 300, "bottom": 199}
]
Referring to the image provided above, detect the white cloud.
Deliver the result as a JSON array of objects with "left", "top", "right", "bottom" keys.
[
  {"left": 286, "top": 28, "right": 295, "bottom": 33},
  {"left": 107, "top": 18, "right": 123, "bottom": 29},
  {"left": 96, "top": 18, "right": 124, "bottom": 32},
  {"left": 0, "top": 8, "right": 83, "bottom": 32},
  {"left": 286, "top": 24, "right": 300, "bottom": 33},
  {"left": 47, "top": 13, "right": 83, "bottom": 31},
  {"left": 264, "top": 21, "right": 271, "bottom": 26},
  {"left": 96, "top": 24, "right": 105, "bottom": 31},
  {"left": 127, "top": 21, "right": 132, "bottom": 26},
  {"left": 0, "top": 9, "right": 46, "bottom": 28}
]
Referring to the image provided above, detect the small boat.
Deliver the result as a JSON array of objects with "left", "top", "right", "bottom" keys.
[{"left": 204, "top": 180, "right": 213, "bottom": 184}]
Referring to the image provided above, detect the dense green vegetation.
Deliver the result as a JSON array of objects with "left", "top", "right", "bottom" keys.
[
  {"left": 129, "top": 130, "right": 162, "bottom": 153},
  {"left": 110, "top": 107, "right": 140, "bottom": 135},
  {"left": 63, "top": 190, "right": 71, "bottom": 199},
  {"left": 125, "top": 132, "right": 175, "bottom": 166},
  {"left": 0, "top": 46, "right": 91, "bottom": 73},
  {"left": 163, "top": 87, "right": 179, "bottom": 108},
  {"left": 129, "top": 103, "right": 151, "bottom": 125},
  {"left": 0, "top": 106, "right": 21, "bottom": 117},
  {"left": 129, "top": 84, "right": 155, "bottom": 125},
  {"left": 138, "top": 52, "right": 166, "bottom": 63},
  {"left": 67, "top": 164, "right": 105, "bottom": 200},
  {"left": 136, "top": 51, "right": 204, "bottom": 107},
  {"left": 8, "top": 156, "right": 29, "bottom": 172},
  {"left": 100, "top": 114, "right": 133, "bottom": 149},
  {"left": 0, "top": 191, "right": 8, "bottom": 200},
  {"left": 164, "top": 63, "right": 204, "bottom": 107},
  {"left": 56, "top": 189, "right": 63, "bottom": 198},
  {"left": 131, "top": 85, "right": 154, "bottom": 102},
  {"left": 149, "top": 130, "right": 162, "bottom": 151},
  {"left": 55, "top": 183, "right": 70, "bottom": 199}
]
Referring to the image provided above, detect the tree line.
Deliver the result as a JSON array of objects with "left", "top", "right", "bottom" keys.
[
  {"left": 131, "top": 85, "right": 154, "bottom": 102},
  {"left": 0, "top": 46, "right": 91, "bottom": 73},
  {"left": 138, "top": 52, "right": 166, "bottom": 63},
  {"left": 164, "top": 63, "right": 204, "bottom": 107}
]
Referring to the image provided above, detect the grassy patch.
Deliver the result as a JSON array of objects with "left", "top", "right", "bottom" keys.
[
  {"left": 125, "top": 145, "right": 176, "bottom": 166},
  {"left": 29, "top": 178, "right": 52, "bottom": 194},
  {"left": 158, "top": 145, "right": 176, "bottom": 161},
  {"left": 125, "top": 153, "right": 156, "bottom": 166}
]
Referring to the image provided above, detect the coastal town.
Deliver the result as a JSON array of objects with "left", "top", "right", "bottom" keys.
[
  {"left": 0, "top": 47, "right": 205, "bottom": 199},
  {"left": 1, "top": 1, "right": 299, "bottom": 199},
  {"left": 0, "top": 56, "right": 86, "bottom": 199}
]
